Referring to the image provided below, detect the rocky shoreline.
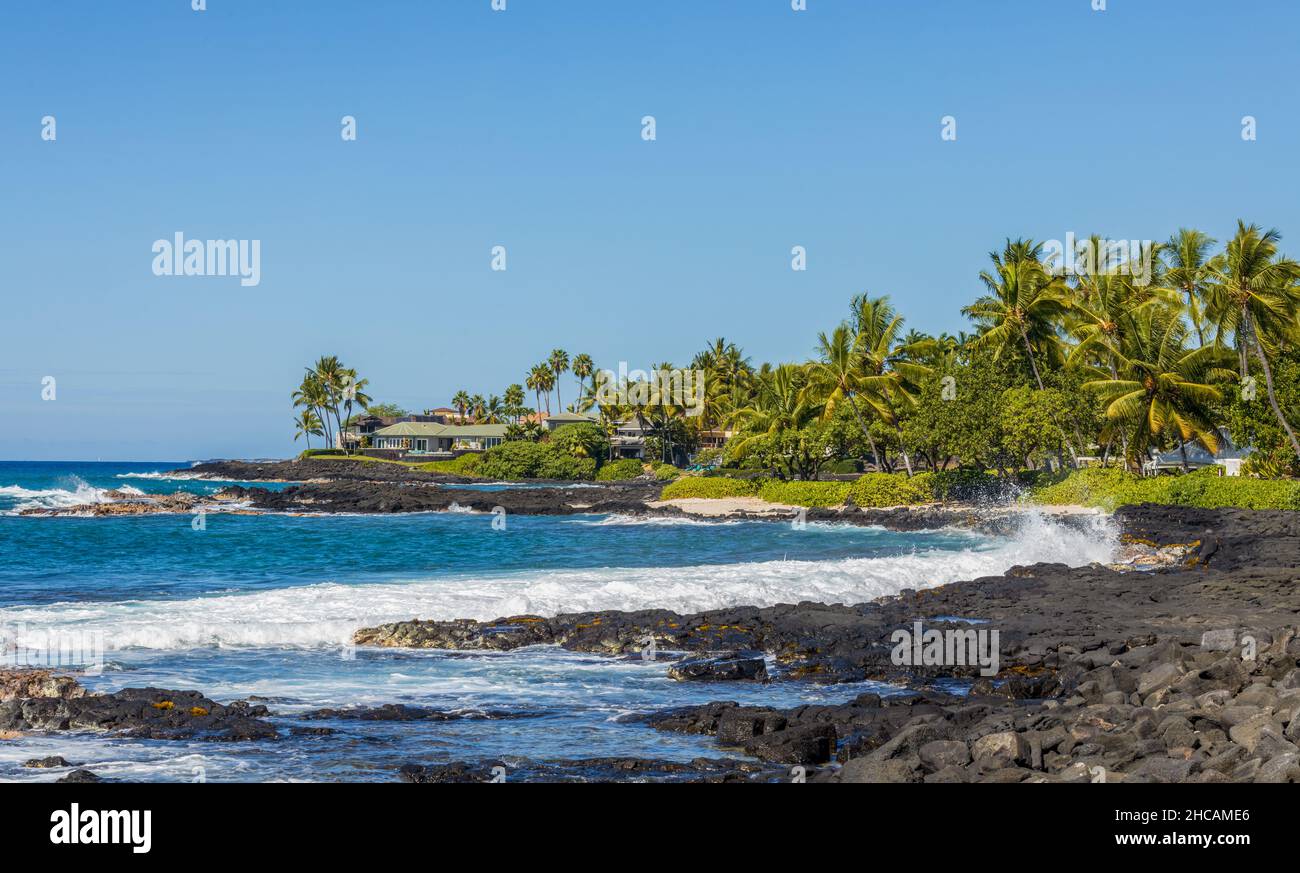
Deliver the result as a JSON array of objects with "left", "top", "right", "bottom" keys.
[{"left": 6, "top": 500, "right": 1299, "bottom": 782}]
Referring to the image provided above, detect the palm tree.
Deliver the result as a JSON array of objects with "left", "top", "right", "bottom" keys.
[
  {"left": 549, "top": 349, "right": 570, "bottom": 411},
  {"left": 1206, "top": 221, "right": 1300, "bottom": 460},
  {"left": 849, "top": 294, "right": 933, "bottom": 474},
  {"left": 535, "top": 366, "right": 556, "bottom": 414},
  {"left": 452, "top": 390, "right": 471, "bottom": 422},
  {"left": 725, "top": 364, "right": 821, "bottom": 462},
  {"left": 483, "top": 395, "right": 505, "bottom": 424},
  {"left": 802, "top": 323, "right": 893, "bottom": 468},
  {"left": 525, "top": 367, "right": 542, "bottom": 416},
  {"left": 293, "top": 372, "right": 333, "bottom": 449},
  {"left": 309, "top": 355, "right": 349, "bottom": 448},
  {"left": 339, "top": 369, "right": 371, "bottom": 454},
  {"left": 468, "top": 394, "right": 486, "bottom": 423},
  {"left": 572, "top": 353, "right": 594, "bottom": 403},
  {"left": 504, "top": 383, "right": 525, "bottom": 422},
  {"left": 1165, "top": 229, "right": 1221, "bottom": 346},
  {"left": 961, "top": 240, "right": 1070, "bottom": 391},
  {"left": 1085, "top": 308, "right": 1235, "bottom": 469},
  {"left": 293, "top": 409, "right": 324, "bottom": 449}
]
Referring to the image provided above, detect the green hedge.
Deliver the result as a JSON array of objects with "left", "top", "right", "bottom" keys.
[
  {"left": 596, "top": 459, "right": 646, "bottom": 481},
  {"left": 475, "top": 441, "right": 596, "bottom": 480},
  {"left": 758, "top": 480, "right": 851, "bottom": 507},
  {"left": 847, "top": 473, "right": 934, "bottom": 507},
  {"left": 416, "top": 453, "right": 484, "bottom": 477},
  {"left": 654, "top": 463, "right": 682, "bottom": 482},
  {"left": 1029, "top": 466, "right": 1300, "bottom": 511},
  {"left": 659, "top": 477, "right": 760, "bottom": 500},
  {"left": 298, "top": 448, "right": 345, "bottom": 458}
]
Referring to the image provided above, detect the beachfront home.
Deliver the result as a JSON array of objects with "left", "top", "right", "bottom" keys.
[
  {"left": 542, "top": 411, "right": 599, "bottom": 431},
  {"left": 611, "top": 418, "right": 648, "bottom": 460},
  {"left": 1143, "top": 428, "right": 1251, "bottom": 476},
  {"left": 367, "top": 421, "right": 509, "bottom": 460}
]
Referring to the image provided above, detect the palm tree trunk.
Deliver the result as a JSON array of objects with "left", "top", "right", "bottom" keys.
[
  {"left": 1021, "top": 329, "right": 1079, "bottom": 468},
  {"left": 843, "top": 393, "right": 882, "bottom": 471},
  {"left": 893, "top": 421, "right": 913, "bottom": 477},
  {"left": 1179, "top": 440, "right": 1190, "bottom": 473},
  {"left": 1252, "top": 329, "right": 1300, "bottom": 461},
  {"left": 1020, "top": 330, "right": 1045, "bottom": 391}
]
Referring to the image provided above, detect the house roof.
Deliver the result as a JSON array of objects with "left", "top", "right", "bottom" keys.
[
  {"left": 373, "top": 422, "right": 508, "bottom": 439},
  {"left": 1149, "top": 427, "right": 1252, "bottom": 465},
  {"left": 547, "top": 412, "right": 598, "bottom": 423}
]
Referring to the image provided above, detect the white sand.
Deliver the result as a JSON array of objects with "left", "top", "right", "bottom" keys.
[{"left": 647, "top": 497, "right": 798, "bottom": 516}]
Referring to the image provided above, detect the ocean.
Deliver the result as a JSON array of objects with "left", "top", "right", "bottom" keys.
[{"left": 0, "top": 461, "right": 1118, "bottom": 781}]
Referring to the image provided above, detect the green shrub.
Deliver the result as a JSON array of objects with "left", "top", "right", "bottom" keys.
[
  {"left": 847, "top": 473, "right": 933, "bottom": 508},
  {"left": 1028, "top": 467, "right": 1143, "bottom": 510},
  {"left": 299, "top": 448, "right": 345, "bottom": 459},
  {"left": 417, "top": 453, "right": 484, "bottom": 477},
  {"left": 550, "top": 422, "right": 610, "bottom": 460},
  {"left": 476, "top": 441, "right": 596, "bottom": 480},
  {"left": 927, "top": 469, "right": 1002, "bottom": 501},
  {"left": 659, "top": 477, "right": 760, "bottom": 500},
  {"left": 1028, "top": 466, "right": 1300, "bottom": 511},
  {"left": 825, "top": 459, "right": 864, "bottom": 474},
  {"left": 758, "top": 480, "right": 852, "bottom": 507},
  {"left": 654, "top": 463, "right": 681, "bottom": 482},
  {"left": 596, "top": 459, "right": 646, "bottom": 481}
]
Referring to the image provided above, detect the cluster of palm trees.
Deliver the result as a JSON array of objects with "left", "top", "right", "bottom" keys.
[
  {"left": 291, "top": 223, "right": 1300, "bottom": 475},
  {"left": 960, "top": 222, "right": 1300, "bottom": 469},
  {"left": 292, "top": 355, "right": 371, "bottom": 452},
  {"left": 591, "top": 221, "right": 1300, "bottom": 475},
  {"left": 522, "top": 350, "right": 593, "bottom": 416}
]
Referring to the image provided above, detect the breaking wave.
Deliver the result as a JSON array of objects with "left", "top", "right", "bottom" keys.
[{"left": 0, "top": 510, "right": 1116, "bottom": 651}]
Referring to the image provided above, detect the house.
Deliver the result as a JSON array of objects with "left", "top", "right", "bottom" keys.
[
  {"left": 696, "top": 428, "right": 733, "bottom": 451},
  {"left": 1144, "top": 428, "right": 1251, "bottom": 476},
  {"left": 543, "top": 411, "right": 599, "bottom": 431},
  {"left": 342, "top": 413, "right": 446, "bottom": 449},
  {"left": 367, "top": 421, "right": 508, "bottom": 459},
  {"left": 427, "top": 407, "right": 468, "bottom": 423},
  {"left": 611, "top": 418, "right": 648, "bottom": 460}
]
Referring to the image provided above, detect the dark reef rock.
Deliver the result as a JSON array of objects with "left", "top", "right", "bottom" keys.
[
  {"left": 56, "top": 769, "right": 106, "bottom": 783},
  {"left": 300, "top": 704, "right": 536, "bottom": 722},
  {"left": 667, "top": 652, "right": 769, "bottom": 682},
  {"left": 0, "top": 687, "right": 277, "bottom": 741},
  {"left": 24, "top": 755, "right": 74, "bottom": 769},
  {"left": 398, "top": 756, "right": 799, "bottom": 783}
]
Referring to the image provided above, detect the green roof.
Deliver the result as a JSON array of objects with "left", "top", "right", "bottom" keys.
[
  {"left": 373, "top": 422, "right": 509, "bottom": 439},
  {"left": 547, "top": 412, "right": 598, "bottom": 422},
  {"left": 446, "top": 424, "right": 509, "bottom": 438},
  {"left": 373, "top": 422, "right": 448, "bottom": 437}
]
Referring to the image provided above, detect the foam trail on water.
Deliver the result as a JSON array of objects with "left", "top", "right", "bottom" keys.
[{"left": 0, "top": 510, "right": 1116, "bottom": 651}]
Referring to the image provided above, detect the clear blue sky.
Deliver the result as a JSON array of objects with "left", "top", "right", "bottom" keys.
[{"left": 2, "top": 0, "right": 1297, "bottom": 460}]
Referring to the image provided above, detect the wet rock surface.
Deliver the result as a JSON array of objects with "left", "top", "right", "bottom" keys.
[
  {"left": 299, "top": 704, "right": 536, "bottom": 722},
  {"left": 397, "top": 756, "right": 790, "bottom": 783},
  {"left": 372, "top": 505, "right": 1300, "bottom": 782},
  {"left": 0, "top": 684, "right": 278, "bottom": 741}
]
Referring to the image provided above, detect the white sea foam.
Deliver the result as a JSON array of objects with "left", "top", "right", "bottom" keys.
[
  {"left": 0, "top": 511, "right": 1117, "bottom": 651},
  {"left": 115, "top": 471, "right": 199, "bottom": 481},
  {"left": 0, "top": 478, "right": 113, "bottom": 514}
]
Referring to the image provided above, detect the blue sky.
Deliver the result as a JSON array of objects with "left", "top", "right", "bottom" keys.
[{"left": 2, "top": 0, "right": 1298, "bottom": 460}]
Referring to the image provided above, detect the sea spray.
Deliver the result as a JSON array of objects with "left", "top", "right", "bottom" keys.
[{"left": 0, "top": 511, "right": 1118, "bottom": 651}]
